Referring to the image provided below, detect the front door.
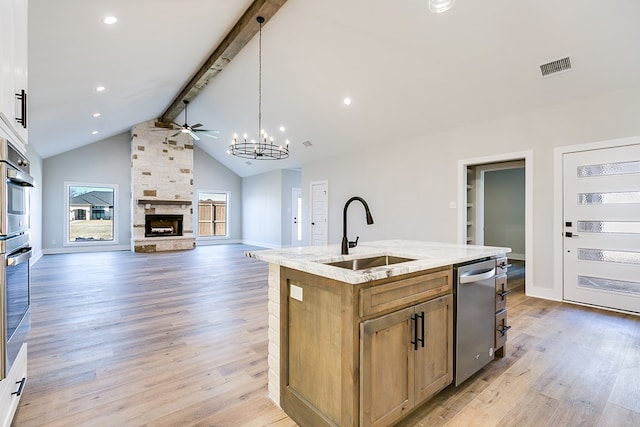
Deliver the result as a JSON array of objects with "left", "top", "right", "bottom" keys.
[{"left": 563, "top": 143, "right": 640, "bottom": 313}]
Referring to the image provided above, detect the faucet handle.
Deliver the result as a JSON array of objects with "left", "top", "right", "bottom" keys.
[{"left": 349, "top": 236, "right": 359, "bottom": 249}]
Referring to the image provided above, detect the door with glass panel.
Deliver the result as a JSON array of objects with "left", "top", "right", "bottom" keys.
[{"left": 563, "top": 143, "right": 640, "bottom": 313}]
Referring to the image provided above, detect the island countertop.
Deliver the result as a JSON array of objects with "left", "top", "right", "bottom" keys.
[{"left": 246, "top": 240, "right": 511, "bottom": 284}]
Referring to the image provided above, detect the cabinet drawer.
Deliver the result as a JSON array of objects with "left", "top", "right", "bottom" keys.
[
  {"left": 360, "top": 268, "right": 452, "bottom": 317},
  {"left": 495, "top": 274, "right": 508, "bottom": 313},
  {"left": 0, "top": 343, "right": 27, "bottom": 427},
  {"left": 495, "top": 310, "right": 509, "bottom": 350}
]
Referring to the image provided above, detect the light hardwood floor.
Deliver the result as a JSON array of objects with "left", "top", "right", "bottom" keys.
[{"left": 14, "top": 245, "right": 640, "bottom": 426}]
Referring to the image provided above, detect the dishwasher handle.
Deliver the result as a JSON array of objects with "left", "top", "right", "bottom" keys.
[{"left": 459, "top": 267, "right": 495, "bottom": 284}]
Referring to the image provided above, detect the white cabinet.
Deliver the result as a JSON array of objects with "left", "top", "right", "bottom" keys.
[
  {"left": 0, "top": 0, "right": 28, "bottom": 150},
  {"left": 0, "top": 343, "right": 27, "bottom": 427}
]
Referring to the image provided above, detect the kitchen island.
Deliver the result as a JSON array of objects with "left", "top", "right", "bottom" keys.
[{"left": 246, "top": 240, "right": 510, "bottom": 427}]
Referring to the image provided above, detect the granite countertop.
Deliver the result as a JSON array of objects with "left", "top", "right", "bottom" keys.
[{"left": 245, "top": 240, "right": 511, "bottom": 284}]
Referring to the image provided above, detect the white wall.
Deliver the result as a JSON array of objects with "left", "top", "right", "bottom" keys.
[
  {"left": 193, "top": 145, "right": 243, "bottom": 244},
  {"left": 242, "top": 169, "right": 301, "bottom": 248},
  {"left": 26, "top": 142, "right": 43, "bottom": 261},
  {"left": 302, "top": 84, "right": 640, "bottom": 301},
  {"left": 280, "top": 169, "right": 301, "bottom": 247},
  {"left": 42, "top": 133, "right": 132, "bottom": 253}
]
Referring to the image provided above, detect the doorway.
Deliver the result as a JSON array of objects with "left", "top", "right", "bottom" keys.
[{"left": 459, "top": 151, "right": 533, "bottom": 291}]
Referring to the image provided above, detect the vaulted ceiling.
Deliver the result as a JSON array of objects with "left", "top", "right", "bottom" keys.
[{"left": 29, "top": 0, "right": 640, "bottom": 177}]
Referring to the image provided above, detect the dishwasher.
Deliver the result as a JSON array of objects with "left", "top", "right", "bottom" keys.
[{"left": 454, "top": 258, "right": 496, "bottom": 386}]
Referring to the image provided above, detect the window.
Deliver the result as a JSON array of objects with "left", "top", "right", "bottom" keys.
[
  {"left": 198, "top": 191, "right": 229, "bottom": 237},
  {"left": 66, "top": 183, "right": 117, "bottom": 244}
]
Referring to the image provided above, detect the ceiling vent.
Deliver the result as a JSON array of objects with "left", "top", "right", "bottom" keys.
[
  {"left": 539, "top": 56, "right": 572, "bottom": 77},
  {"left": 302, "top": 140, "right": 313, "bottom": 147}
]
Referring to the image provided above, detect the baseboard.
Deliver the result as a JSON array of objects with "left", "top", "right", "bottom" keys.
[
  {"left": 42, "top": 245, "right": 131, "bottom": 255},
  {"left": 196, "top": 238, "right": 243, "bottom": 246},
  {"left": 241, "top": 240, "right": 281, "bottom": 249}
]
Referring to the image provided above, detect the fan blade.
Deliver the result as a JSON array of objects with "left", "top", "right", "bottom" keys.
[
  {"left": 171, "top": 131, "right": 181, "bottom": 137},
  {"left": 194, "top": 129, "right": 220, "bottom": 133},
  {"left": 189, "top": 131, "right": 200, "bottom": 141},
  {"left": 201, "top": 133, "right": 218, "bottom": 139},
  {"left": 191, "top": 123, "right": 203, "bottom": 129}
]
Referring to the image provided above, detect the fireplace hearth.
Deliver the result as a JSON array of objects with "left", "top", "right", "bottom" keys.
[{"left": 145, "top": 214, "right": 183, "bottom": 237}]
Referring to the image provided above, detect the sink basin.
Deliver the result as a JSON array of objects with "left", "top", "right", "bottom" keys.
[{"left": 323, "top": 255, "right": 416, "bottom": 271}]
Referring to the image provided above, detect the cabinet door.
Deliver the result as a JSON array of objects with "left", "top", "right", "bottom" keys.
[
  {"left": 360, "top": 306, "right": 415, "bottom": 427},
  {"left": 414, "top": 294, "right": 453, "bottom": 404}
]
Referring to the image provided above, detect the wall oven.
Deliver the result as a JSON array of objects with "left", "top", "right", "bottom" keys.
[{"left": 0, "top": 138, "right": 33, "bottom": 380}]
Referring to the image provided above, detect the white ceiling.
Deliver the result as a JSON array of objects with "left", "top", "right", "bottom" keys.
[{"left": 29, "top": 0, "right": 640, "bottom": 177}]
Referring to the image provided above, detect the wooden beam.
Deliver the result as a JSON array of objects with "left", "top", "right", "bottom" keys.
[{"left": 159, "top": 0, "right": 288, "bottom": 123}]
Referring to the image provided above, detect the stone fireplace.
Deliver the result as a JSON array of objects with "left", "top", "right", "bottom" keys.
[{"left": 130, "top": 120, "right": 196, "bottom": 252}]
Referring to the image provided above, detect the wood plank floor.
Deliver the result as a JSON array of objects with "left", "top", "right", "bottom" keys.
[{"left": 14, "top": 245, "right": 640, "bottom": 426}]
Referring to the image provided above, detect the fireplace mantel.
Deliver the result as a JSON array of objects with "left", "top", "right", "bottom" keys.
[{"left": 136, "top": 199, "right": 193, "bottom": 206}]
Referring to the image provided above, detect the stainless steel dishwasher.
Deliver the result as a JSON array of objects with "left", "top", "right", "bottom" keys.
[{"left": 454, "top": 258, "right": 496, "bottom": 386}]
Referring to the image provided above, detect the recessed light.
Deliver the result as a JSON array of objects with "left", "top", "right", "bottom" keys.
[
  {"left": 92, "top": 112, "right": 101, "bottom": 118},
  {"left": 343, "top": 97, "right": 352, "bottom": 106},
  {"left": 103, "top": 16, "right": 118, "bottom": 25},
  {"left": 279, "top": 126, "right": 286, "bottom": 132},
  {"left": 96, "top": 86, "right": 105, "bottom": 92},
  {"left": 428, "top": 0, "right": 455, "bottom": 13},
  {"left": 92, "top": 131, "right": 99, "bottom": 135}
]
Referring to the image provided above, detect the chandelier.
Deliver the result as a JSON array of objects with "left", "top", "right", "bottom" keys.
[{"left": 228, "top": 16, "right": 289, "bottom": 160}]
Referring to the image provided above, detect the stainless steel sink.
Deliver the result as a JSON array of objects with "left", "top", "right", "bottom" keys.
[{"left": 323, "top": 255, "right": 416, "bottom": 271}]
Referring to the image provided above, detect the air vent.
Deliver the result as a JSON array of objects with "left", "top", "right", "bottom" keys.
[
  {"left": 302, "top": 140, "right": 312, "bottom": 147},
  {"left": 539, "top": 56, "right": 572, "bottom": 77}
]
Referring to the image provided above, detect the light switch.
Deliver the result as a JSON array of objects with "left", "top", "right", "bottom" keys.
[{"left": 290, "top": 284, "right": 303, "bottom": 301}]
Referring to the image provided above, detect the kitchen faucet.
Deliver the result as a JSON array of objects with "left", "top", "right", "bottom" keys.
[{"left": 342, "top": 196, "right": 374, "bottom": 255}]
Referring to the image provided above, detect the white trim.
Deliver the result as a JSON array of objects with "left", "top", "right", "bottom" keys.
[
  {"left": 196, "top": 238, "right": 242, "bottom": 246},
  {"left": 241, "top": 239, "right": 281, "bottom": 249},
  {"left": 553, "top": 135, "right": 640, "bottom": 304},
  {"left": 458, "top": 150, "right": 534, "bottom": 296},
  {"left": 64, "top": 181, "right": 119, "bottom": 247},
  {"left": 43, "top": 245, "right": 130, "bottom": 255}
]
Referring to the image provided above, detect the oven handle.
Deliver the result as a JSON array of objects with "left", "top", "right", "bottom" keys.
[
  {"left": 7, "top": 247, "right": 32, "bottom": 267},
  {"left": 7, "top": 168, "right": 34, "bottom": 187},
  {"left": 459, "top": 267, "right": 495, "bottom": 284}
]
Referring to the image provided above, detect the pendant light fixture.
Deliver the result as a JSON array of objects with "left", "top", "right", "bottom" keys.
[{"left": 228, "top": 16, "right": 289, "bottom": 160}]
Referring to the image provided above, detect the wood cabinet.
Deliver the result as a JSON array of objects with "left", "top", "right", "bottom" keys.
[
  {"left": 0, "top": 0, "right": 28, "bottom": 150},
  {"left": 280, "top": 265, "right": 453, "bottom": 427},
  {"left": 360, "top": 294, "right": 453, "bottom": 427},
  {"left": 0, "top": 343, "right": 27, "bottom": 427}
]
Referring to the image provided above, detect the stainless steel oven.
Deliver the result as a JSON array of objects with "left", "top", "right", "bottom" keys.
[
  {"left": 0, "top": 139, "right": 33, "bottom": 237},
  {"left": 1, "top": 232, "right": 31, "bottom": 378},
  {"left": 0, "top": 138, "right": 33, "bottom": 380}
]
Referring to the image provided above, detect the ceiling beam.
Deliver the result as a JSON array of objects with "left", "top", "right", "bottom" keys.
[{"left": 159, "top": 0, "right": 288, "bottom": 123}]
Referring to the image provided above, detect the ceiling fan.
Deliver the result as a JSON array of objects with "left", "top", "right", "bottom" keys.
[{"left": 166, "top": 99, "right": 219, "bottom": 141}]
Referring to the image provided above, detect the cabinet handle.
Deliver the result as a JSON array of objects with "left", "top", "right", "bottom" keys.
[
  {"left": 497, "top": 325, "right": 511, "bottom": 337},
  {"left": 411, "top": 314, "right": 418, "bottom": 350},
  {"left": 11, "top": 377, "right": 26, "bottom": 396},
  {"left": 15, "top": 90, "right": 27, "bottom": 129},
  {"left": 419, "top": 311, "right": 425, "bottom": 348},
  {"left": 497, "top": 289, "right": 512, "bottom": 299},
  {"left": 411, "top": 312, "right": 425, "bottom": 351}
]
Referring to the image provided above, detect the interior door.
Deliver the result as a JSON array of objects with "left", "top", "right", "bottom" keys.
[
  {"left": 310, "top": 181, "right": 328, "bottom": 246},
  {"left": 563, "top": 144, "right": 640, "bottom": 313}
]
